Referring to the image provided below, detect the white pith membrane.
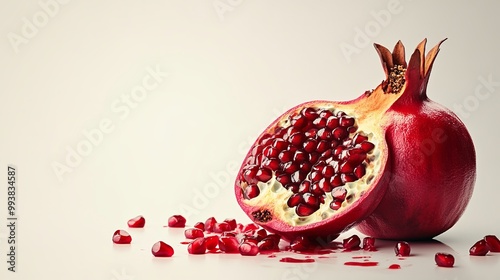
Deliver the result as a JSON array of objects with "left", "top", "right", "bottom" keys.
[{"left": 239, "top": 106, "right": 382, "bottom": 227}]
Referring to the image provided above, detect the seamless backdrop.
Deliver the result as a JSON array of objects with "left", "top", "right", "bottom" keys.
[{"left": 1, "top": 1, "right": 500, "bottom": 279}]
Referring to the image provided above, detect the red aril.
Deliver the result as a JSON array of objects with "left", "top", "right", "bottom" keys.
[
  {"left": 205, "top": 217, "right": 217, "bottom": 233},
  {"left": 239, "top": 242, "right": 259, "bottom": 256},
  {"left": 188, "top": 238, "right": 207, "bottom": 254},
  {"left": 204, "top": 235, "right": 219, "bottom": 250},
  {"left": 394, "top": 241, "right": 411, "bottom": 257},
  {"left": 152, "top": 241, "right": 174, "bottom": 257},
  {"left": 289, "top": 236, "right": 314, "bottom": 251},
  {"left": 235, "top": 39, "right": 476, "bottom": 241},
  {"left": 362, "top": 237, "right": 376, "bottom": 251},
  {"left": 435, "top": 252, "right": 454, "bottom": 267},
  {"left": 218, "top": 236, "right": 240, "bottom": 253},
  {"left": 484, "top": 235, "right": 500, "bottom": 252},
  {"left": 185, "top": 228, "right": 205, "bottom": 239},
  {"left": 224, "top": 218, "right": 238, "bottom": 231},
  {"left": 469, "top": 239, "right": 489, "bottom": 256},
  {"left": 127, "top": 215, "right": 145, "bottom": 228},
  {"left": 213, "top": 222, "right": 232, "bottom": 233},
  {"left": 168, "top": 215, "right": 186, "bottom": 228},
  {"left": 112, "top": 230, "right": 132, "bottom": 244},
  {"left": 343, "top": 234, "right": 361, "bottom": 250}
]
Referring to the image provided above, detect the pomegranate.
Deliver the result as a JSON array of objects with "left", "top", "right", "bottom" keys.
[{"left": 234, "top": 39, "right": 476, "bottom": 241}]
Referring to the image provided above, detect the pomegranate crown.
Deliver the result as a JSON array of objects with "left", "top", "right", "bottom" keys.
[{"left": 374, "top": 38, "right": 447, "bottom": 94}]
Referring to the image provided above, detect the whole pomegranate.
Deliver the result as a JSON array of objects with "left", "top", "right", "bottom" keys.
[{"left": 234, "top": 39, "right": 476, "bottom": 241}]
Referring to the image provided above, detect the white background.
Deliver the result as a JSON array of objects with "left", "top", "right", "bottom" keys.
[{"left": 1, "top": 1, "right": 499, "bottom": 279}]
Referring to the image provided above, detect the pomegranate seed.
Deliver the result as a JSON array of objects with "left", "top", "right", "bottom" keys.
[
  {"left": 152, "top": 241, "right": 174, "bottom": 257},
  {"left": 204, "top": 235, "right": 219, "bottom": 250},
  {"left": 205, "top": 217, "right": 217, "bottom": 232},
  {"left": 258, "top": 237, "right": 279, "bottom": 251},
  {"left": 272, "top": 139, "right": 288, "bottom": 150},
  {"left": 320, "top": 109, "right": 334, "bottom": 118},
  {"left": 112, "top": 230, "right": 132, "bottom": 244},
  {"left": 435, "top": 252, "right": 454, "bottom": 267},
  {"left": 317, "top": 178, "right": 333, "bottom": 192},
  {"left": 299, "top": 162, "right": 312, "bottom": 173},
  {"left": 341, "top": 173, "right": 357, "bottom": 183},
  {"left": 330, "top": 174, "right": 344, "bottom": 187},
  {"left": 254, "top": 228, "right": 268, "bottom": 240},
  {"left": 309, "top": 182, "right": 325, "bottom": 196},
  {"left": 352, "top": 133, "right": 368, "bottom": 144},
  {"left": 243, "top": 165, "right": 259, "bottom": 184},
  {"left": 343, "top": 235, "right": 361, "bottom": 250},
  {"left": 340, "top": 161, "right": 355, "bottom": 173},
  {"left": 354, "top": 164, "right": 366, "bottom": 178},
  {"left": 326, "top": 116, "right": 339, "bottom": 129},
  {"left": 360, "top": 141, "right": 375, "bottom": 152},
  {"left": 340, "top": 116, "right": 355, "bottom": 127},
  {"left": 221, "top": 231, "right": 236, "bottom": 237},
  {"left": 291, "top": 171, "right": 306, "bottom": 184},
  {"left": 303, "top": 193, "right": 319, "bottom": 207},
  {"left": 469, "top": 239, "right": 489, "bottom": 256},
  {"left": 295, "top": 203, "right": 317, "bottom": 216},
  {"left": 297, "top": 181, "right": 310, "bottom": 194},
  {"left": 242, "top": 236, "right": 259, "bottom": 245},
  {"left": 279, "top": 150, "right": 294, "bottom": 163},
  {"left": 303, "top": 139, "right": 317, "bottom": 153},
  {"left": 313, "top": 117, "right": 327, "bottom": 128},
  {"left": 287, "top": 193, "right": 304, "bottom": 207},
  {"left": 290, "top": 236, "right": 313, "bottom": 251},
  {"left": 322, "top": 165, "right": 335, "bottom": 177},
  {"left": 309, "top": 171, "right": 322, "bottom": 182},
  {"left": 276, "top": 173, "right": 291, "bottom": 185},
  {"left": 244, "top": 184, "right": 260, "bottom": 199},
  {"left": 193, "top": 222, "right": 205, "bottom": 231},
  {"left": 294, "top": 150, "right": 307, "bottom": 162},
  {"left": 309, "top": 152, "right": 320, "bottom": 163},
  {"left": 282, "top": 162, "right": 300, "bottom": 174},
  {"left": 331, "top": 187, "right": 347, "bottom": 201},
  {"left": 484, "top": 235, "right": 500, "bottom": 252},
  {"left": 316, "top": 140, "right": 329, "bottom": 153},
  {"left": 219, "top": 236, "right": 240, "bottom": 253},
  {"left": 223, "top": 219, "right": 237, "bottom": 231},
  {"left": 330, "top": 200, "right": 342, "bottom": 210},
  {"left": 362, "top": 237, "right": 376, "bottom": 251},
  {"left": 262, "top": 158, "right": 280, "bottom": 170},
  {"left": 291, "top": 115, "right": 307, "bottom": 129},
  {"left": 188, "top": 237, "right": 207, "bottom": 254},
  {"left": 185, "top": 228, "right": 205, "bottom": 239},
  {"left": 394, "top": 241, "right": 411, "bottom": 257},
  {"left": 317, "top": 128, "right": 331, "bottom": 140},
  {"left": 301, "top": 107, "right": 318, "bottom": 120},
  {"left": 305, "top": 128, "right": 318, "bottom": 138},
  {"left": 242, "top": 223, "right": 260, "bottom": 233},
  {"left": 168, "top": 215, "right": 186, "bottom": 228},
  {"left": 239, "top": 242, "right": 259, "bottom": 256},
  {"left": 289, "top": 133, "right": 305, "bottom": 146},
  {"left": 127, "top": 215, "right": 145, "bottom": 228},
  {"left": 332, "top": 127, "right": 348, "bottom": 140},
  {"left": 256, "top": 167, "right": 272, "bottom": 182}
]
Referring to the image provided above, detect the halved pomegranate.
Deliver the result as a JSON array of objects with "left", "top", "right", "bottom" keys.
[{"left": 235, "top": 39, "right": 476, "bottom": 241}]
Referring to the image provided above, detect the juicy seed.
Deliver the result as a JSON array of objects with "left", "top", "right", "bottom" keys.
[
  {"left": 168, "top": 215, "right": 186, "bottom": 228},
  {"left": 213, "top": 222, "right": 232, "bottom": 233},
  {"left": 185, "top": 228, "right": 205, "bottom": 239},
  {"left": 188, "top": 238, "right": 207, "bottom": 254},
  {"left": 329, "top": 200, "right": 342, "bottom": 211},
  {"left": 127, "top": 215, "right": 146, "bottom": 228},
  {"left": 331, "top": 187, "right": 347, "bottom": 201},
  {"left": 223, "top": 219, "right": 238, "bottom": 231},
  {"left": 256, "top": 168, "right": 273, "bottom": 182},
  {"left": 258, "top": 237, "right": 279, "bottom": 251},
  {"left": 239, "top": 242, "right": 259, "bottom": 256},
  {"left": 394, "top": 241, "right": 411, "bottom": 257},
  {"left": 193, "top": 222, "right": 205, "bottom": 231},
  {"left": 435, "top": 253, "right": 454, "bottom": 267},
  {"left": 295, "top": 203, "right": 318, "bottom": 216},
  {"left": 219, "top": 236, "right": 240, "bottom": 253},
  {"left": 244, "top": 184, "right": 260, "bottom": 200},
  {"left": 290, "top": 236, "right": 313, "bottom": 251},
  {"left": 362, "top": 237, "right": 376, "bottom": 251},
  {"left": 343, "top": 235, "right": 361, "bottom": 250},
  {"left": 112, "top": 230, "right": 132, "bottom": 244},
  {"left": 152, "top": 241, "right": 174, "bottom": 257},
  {"left": 287, "top": 193, "right": 304, "bottom": 208},
  {"left": 469, "top": 240, "right": 490, "bottom": 256},
  {"left": 204, "top": 217, "right": 217, "bottom": 233},
  {"left": 204, "top": 235, "right": 219, "bottom": 250},
  {"left": 484, "top": 235, "right": 500, "bottom": 252}
]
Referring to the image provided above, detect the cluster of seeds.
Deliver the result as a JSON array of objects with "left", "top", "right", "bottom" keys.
[{"left": 239, "top": 107, "right": 375, "bottom": 216}]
